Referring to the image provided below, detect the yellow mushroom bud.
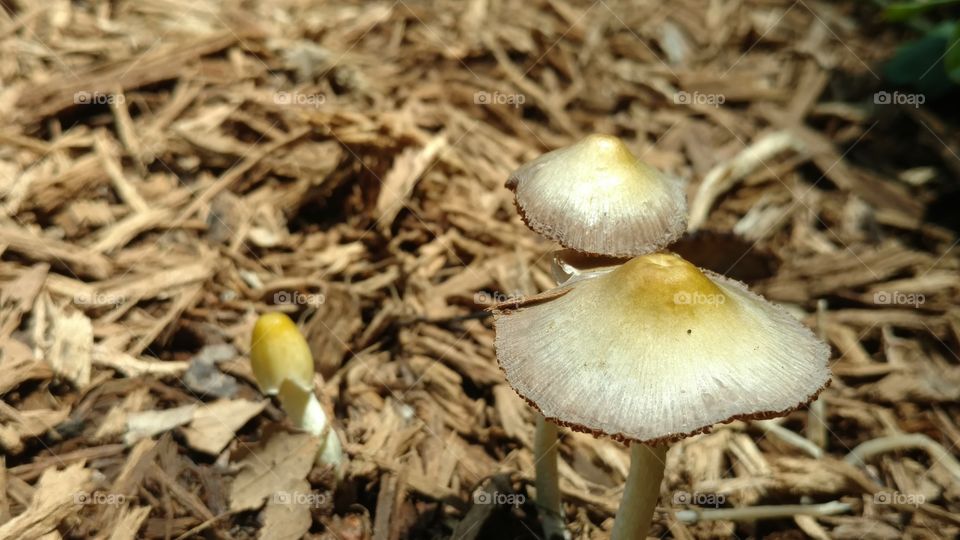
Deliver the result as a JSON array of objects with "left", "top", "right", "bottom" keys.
[
  {"left": 250, "top": 312, "right": 315, "bottom": 395},
  {"left": 250, "top": 312, "right": 344, "bottom": 475}
]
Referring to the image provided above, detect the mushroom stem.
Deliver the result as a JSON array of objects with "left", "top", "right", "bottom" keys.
[
  {"left": 611, "top": 443, "right": 668, "bottom": 540},
  {"left": 534, "top": 414, "right": 567, "bottom": 539},
  {"left": 278, "top": 380, "right": 344, "bottom": 475},
  {"left": 805, "top": 299, "right": 828, "bottom": 448}
]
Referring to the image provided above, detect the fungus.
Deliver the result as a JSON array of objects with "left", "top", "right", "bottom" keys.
[
  {"left": 506, "top": 134, "right": 687, "bottom": 258},
  {"left": 493, "top": 252, "right": 830, "bottom": 538},
  {"left": 504, "top": 134, "right": 690, "bottom": 539},
  {"left": 250, "top": 312, "right": 344, "bottom": 475}
]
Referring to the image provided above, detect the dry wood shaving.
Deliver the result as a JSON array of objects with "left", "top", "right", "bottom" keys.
[{"left": 1, "top": 0, "right": 959, "bottom": 538}]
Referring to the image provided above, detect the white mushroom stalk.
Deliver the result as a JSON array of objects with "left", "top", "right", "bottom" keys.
[
  {"left": 611, "top": 444, "right": 667, "bottom": 539},
  {"left": 275, "top": 378, "right": 344, "bottom": 470},
  {"left": 534, "top": 413, "right": 566, "bottom": 540},
  {"left": 493, "top": 252, "right": 831, "bottom": 537},
  {"left": 251, "top": 313, "right": 345, "bottom": 476}
]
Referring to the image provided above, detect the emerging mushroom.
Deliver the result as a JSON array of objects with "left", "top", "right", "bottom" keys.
[
  {"left": 494, "top": 252, "right": 830, "bottom": 538},
  {"left": 250, "top": 312, "right": 344, "bottom": 475},
  {"left": 506, "top": 134, "right": 687, "bottom": 258}
]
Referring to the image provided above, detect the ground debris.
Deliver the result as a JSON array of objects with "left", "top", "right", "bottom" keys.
[{"left": 1, "top": 0, "right": 958, "bottom": 538}]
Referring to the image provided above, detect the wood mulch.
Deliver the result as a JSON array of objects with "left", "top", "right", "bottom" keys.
[{"left": 1, "top": 1, "right": 958, "bottom": 538}]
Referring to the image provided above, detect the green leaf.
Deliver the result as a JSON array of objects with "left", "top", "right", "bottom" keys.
[
  {"left": 884, "top": 22, "right": 956, "bottom": 96},
  {"left": 946, "top": 21, "right": 960, "bottom": 82},
  {"left": 885, "top": 0, "right": 960, "bottom": 22}
]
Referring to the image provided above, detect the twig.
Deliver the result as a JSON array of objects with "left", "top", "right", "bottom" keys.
[
  {"left": 688, "top": 131, "right": 802, "bottom": 231},
  {"left": 452, "top": 474, "right": 514, "bottom": 540},
  {"left": 752, "top": 419, "right": 823, "bottom": 459},
  {"left": 172, "top": 511, "right": 234, "bottom": 540},
  {"left": 844, "top": 433, "right": 960, "bottom": 483},
  {"left": 675, "top": 501, "right": 851, "bottom": 523}
]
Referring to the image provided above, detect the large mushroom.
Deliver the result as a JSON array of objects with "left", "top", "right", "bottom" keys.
[{"left": 494, "top": 252, "right": 831, "bottom": 538}]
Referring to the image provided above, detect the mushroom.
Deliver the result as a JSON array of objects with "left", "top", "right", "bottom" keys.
[
  {"left": 493, "top": 252, "right": 831, "bottom": 538},
  {"left": 506, "top": 134, "right": 687, "bottom": 258},
  {"left": 507, "top": 134, "right": 688, "bottom": 539},
  {"left": 533, "top": 248, "right": 630, "bottom": 540},
  {"left": 250, "top": 312, "right": 344, "bottom": 475},
  {"left": 523, "top": 249, "right": 632, "bottom": 540}
]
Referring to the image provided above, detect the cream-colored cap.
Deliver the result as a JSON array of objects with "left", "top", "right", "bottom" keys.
[
  {"left": 250, "top": 312, "right": 315, "bottom": 394},
  {"left": 507, "top": 134, "right": 687, "bottom": 257},
  {"left": 494, "top": 252, "right": 830, "bottom": 444}
]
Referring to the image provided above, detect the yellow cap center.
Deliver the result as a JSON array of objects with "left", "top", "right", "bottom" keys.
[
  {"left": 573, "top": 135, "right": 661, "bottom": 199},
  {"left": 604, "top": 253, "right": 731, "bottom": 319},
  {"left": 585, "top": 134, "right": 635, "bottom": 163}
]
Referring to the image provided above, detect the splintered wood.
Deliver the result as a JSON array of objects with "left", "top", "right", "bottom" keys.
[{"left": 1, "top": 0, "right": 959, "bottom": 539}]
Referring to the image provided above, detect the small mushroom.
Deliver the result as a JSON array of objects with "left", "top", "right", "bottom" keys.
[
  {"left": 494, "top": 252, "right": 830, "bottom": 538},
  {"left": 506, "top": 134, "right": 687, "bottom": 258},
  {"left": 250, "top": 312, "right": 345, "bottom": 475}
]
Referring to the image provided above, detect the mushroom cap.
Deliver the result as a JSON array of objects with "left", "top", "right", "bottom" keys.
[
  {"left": 506, "top": 134, "right": 687, "bottom": 257},
  {"left": 493, "top": 252, "right": 831, "bottom": 444},
  {"left": 250, "top": 312, "right": 315, "bottom": 395}
]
